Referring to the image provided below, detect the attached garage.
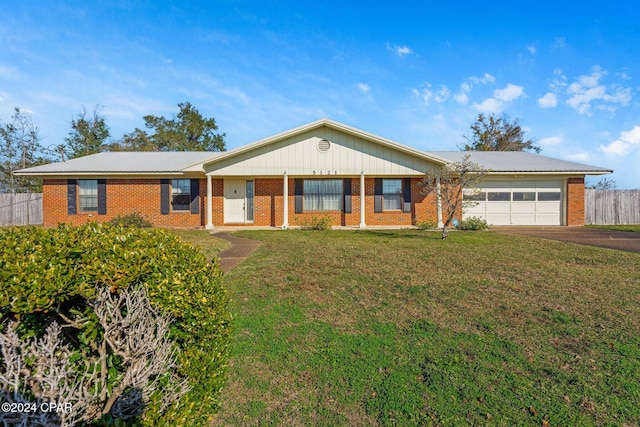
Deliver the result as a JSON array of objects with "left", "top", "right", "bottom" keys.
[{"left": 463, "top": 180, "right": 563, "bottom": 225}]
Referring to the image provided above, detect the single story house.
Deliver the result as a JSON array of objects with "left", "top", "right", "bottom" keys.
[{"left": 16, "top": 118, "right": 611, "bottom": 228}]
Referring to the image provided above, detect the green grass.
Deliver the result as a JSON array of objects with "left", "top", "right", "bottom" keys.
[
  {"left": 179, "top": 229, "right": 640, "bottom": 426},
  {"left": 170, "top": 229, "right": 230, "bottom": 262},
  {"left": 586, "top": 224, "right": 640, "bottom": 232}
]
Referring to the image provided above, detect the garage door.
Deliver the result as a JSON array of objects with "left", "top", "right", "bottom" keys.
[{"left": 463, "top": 181, "right": 562, "bottom": 225}]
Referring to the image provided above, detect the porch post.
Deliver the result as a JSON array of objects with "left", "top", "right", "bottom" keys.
[
  {"left": 436, "top": 176, "right": 444, "bottom": 228},
  {"left": 359, "top": 172, "right": 366, "bottom": 228},
  {"left": 206, "top": 175, "right": 214, "bottom": 229},
  {"left": 282, "top": 172, "right": 289, "bottom": 229}
]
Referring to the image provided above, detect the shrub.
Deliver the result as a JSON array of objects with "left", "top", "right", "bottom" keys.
[
  {"left": 414, "top": 219, "right": 437, "bottom": 230},
  {"left": 456, "top": 216, "right": 489, "bottom": 231},
  {"left": 297, "top": 215, "right": 333, "bottom": 230},
  {"left": 107, "top": 212, "right": 153, "bottom": 228},
  {"left": 0, "top": 223, "right": 231, "bottom": 426}
]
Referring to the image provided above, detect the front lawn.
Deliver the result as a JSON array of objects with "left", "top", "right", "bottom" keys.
[{"left": 182, "top": 229, "right": 639, "bottom": 426}]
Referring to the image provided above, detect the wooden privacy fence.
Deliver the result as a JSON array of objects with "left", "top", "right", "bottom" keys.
[
  {"left": 0, "top": 193, "right": 43, "bottom": 226},
  {"left": 585, "top": 189, "right": 640, "bottom": 225}
]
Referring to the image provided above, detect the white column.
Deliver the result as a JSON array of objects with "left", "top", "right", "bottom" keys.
[
  {"left": 206, "top": 175, "right": 214, "bottom": 229},
  {"left": 436, "top": 176, "right": 444, "bottom": 228},
  {"left": 282, "top": 173, "right": 289, "bottom": 229},
  {"left": 359, "top": 172, "right": 366, "bottom": 228}
]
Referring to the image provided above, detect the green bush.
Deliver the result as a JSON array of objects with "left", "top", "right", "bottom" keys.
[
  {"left": 297, "top": 215, "right": 333, "bottom": 230},
  {"left": 107, "top": 211, "right": 153, "bottom": 228},
  {"left": 414, "top": 219, "right": 437, "bottom": 230},
  {"left": 456, "top": 216, "right": 489, "bottom": 231},
  {"left": 0, "top": 223, "right": 231, "bottom": 426}
]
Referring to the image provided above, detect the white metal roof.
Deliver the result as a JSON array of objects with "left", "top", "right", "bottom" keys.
[
  {"left": 430, "top": 151, "right": 612, "bottom": 174},
  {"left": 16, "top": 152, "right": 222, "bottom": 175},
  {"left": 14, "top": 120, "right": 612, "bottom": 176}
]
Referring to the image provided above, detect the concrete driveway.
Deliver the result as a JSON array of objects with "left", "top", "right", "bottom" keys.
[{"left": 492, "top": 226, "right": 640, "bottom": 254}]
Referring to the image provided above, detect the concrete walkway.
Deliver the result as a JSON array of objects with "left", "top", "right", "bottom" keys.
[{"left": 212, "top": 231, "right": 262, "bottom": 273}]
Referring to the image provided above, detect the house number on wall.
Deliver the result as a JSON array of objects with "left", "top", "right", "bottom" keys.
[{"left": 312, "top": 170, "right": 338, "bottom": 175}]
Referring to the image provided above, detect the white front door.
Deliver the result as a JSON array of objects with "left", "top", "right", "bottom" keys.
[{"left": 224, "top": 179, "right": 246, "bottom": 223}]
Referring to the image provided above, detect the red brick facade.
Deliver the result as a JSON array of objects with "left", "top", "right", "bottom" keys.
[
  {"left": 566, "top": 177, "right": 585, "bottom": 226},
  {"left": 42, "top": 176, "right": 584, "bottom": 228},
  {"left": 43, "top": 178, "right": 207, "bottom": 228},
  {"left": 42, "top": 176, "right": 441, "bottom": 228}
]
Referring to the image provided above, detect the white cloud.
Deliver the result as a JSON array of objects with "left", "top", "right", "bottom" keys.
[
  {"left": 473, "top": 83, "right": 524, "bottom": 113},
  {"left": 358, "top": 83, "right": 370, "bottom": 93},
  {"left": 526, "top": 44, "right": 536, "bottom": 55},
  {"left": 600, "top": 140, "right": 632, "bottom": 156},
  {"left": 538, "top": 92, "right": 558, "bottom": 108},
  {"left": 539, "top": 136, "right": 562, "bottom": 146},
  {"left": 412, "top": 83, "right": 450, "bottom": 106},
  {"left": 468, "top": 73, "right": 495, "bottom": 85},
  {"left": 599, "top": 125, "right": 640, "bottom": 156},
  {"left": 453, "top": 73, "right": 495, "bottom": 105},
  {"left": 387, "top": 43, "right": 413, "bottom": 57},
  {"left": 564, "top": 66, "right": 632, "bottom": 115},
  {"left": 454, "top": 92, "right": 468, "bottom": 104},
  {"left": 494, "top": 84, "right": 524, "bottom": 102},
  {"left": 473, "top": 98, "right": 502, "bottom": 114},
  {"left": 620, "top": 126, "right": 640, "bottom": 144}
]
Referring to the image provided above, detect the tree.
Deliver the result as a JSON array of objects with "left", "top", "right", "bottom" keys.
[
  {"left": 0, "top": 108, "right": 48, "bottom": 193},
  {"left": 109, "top": 128, "right": 155, "bottom": 152},
  {"left": 420, "top": 154, "right": 488, "bottom": 239},
  {"left": 64, "top": 106, "right": 111, "bottom": 158},
  {"left": 587, "top": 177, "right": 616, "bottom": 190},
  {"left": 462, "top": 113, "right": 540, "bottom": 153},
  {"left": 112, "top": 102, "right": 226, "bottom": 152}
]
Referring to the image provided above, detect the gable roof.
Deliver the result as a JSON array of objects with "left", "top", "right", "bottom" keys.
[
  {"left": 15, "top": 152, "right": 222, "bottom": 175},
  {"left": 200, "top": 118, "right": 452, "bottom": 167},
  {"left": 431, "top": 151, "right": 613, "bottom": 174}
]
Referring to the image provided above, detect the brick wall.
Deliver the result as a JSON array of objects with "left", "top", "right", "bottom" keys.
[
  {"left": 42, "top": 178, "right": 209, "bottom": 228},
  {"left": 43, "top": 176, "right": 442, "bottom": 228},
  {"left": 566, "top": 177, "right": 585, "bottom": 226}
]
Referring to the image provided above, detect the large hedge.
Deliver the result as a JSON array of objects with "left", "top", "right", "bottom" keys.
[{"left": 0, "top": 223, "right": 231, "bottom": 426}]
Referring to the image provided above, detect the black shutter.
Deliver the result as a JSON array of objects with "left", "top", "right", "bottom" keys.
[
  {"left": 294, "top": 178, "right": 304, "bottom": 214},
  {"left": 160, "top": 179, "right": 170, "bottom": 215},
  {"left": 67, "top": 179, "right": 77, "bottom": 215},
  {"left": 374, "top": 178, "right": 383, "bottom": 213},
  {"left": 402, "top": 178, "right": 412, "bottom": 213},
  {"left": 97, "top": 179, "right": 107, "bottom": 215},
  {"left": 343, "top": 178, "right": 352, "bottom": 213},
  {"left": 190, "top": 179, "right": 200, "bottom": 214}
]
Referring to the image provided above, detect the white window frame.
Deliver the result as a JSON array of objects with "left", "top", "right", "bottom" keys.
[{"left": 78, "top": 179, "right": 98, "bottom": 212}]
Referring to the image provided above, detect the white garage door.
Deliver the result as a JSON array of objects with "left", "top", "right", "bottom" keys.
[{"left": 463, "top": 181, "right": 562, "bottom": 225}]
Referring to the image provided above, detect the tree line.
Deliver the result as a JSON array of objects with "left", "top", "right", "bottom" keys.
[{"left": 0, "top": 102, "right": 226, "bottom": 193}]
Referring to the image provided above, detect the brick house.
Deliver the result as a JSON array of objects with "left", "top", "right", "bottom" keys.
[{"left": 16, "top": 119, "right": 611, "bottom": 228}]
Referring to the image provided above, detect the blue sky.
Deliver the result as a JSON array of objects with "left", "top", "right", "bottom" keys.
[{"left": 1, "top": 1, "right": 639, "bottom": 187}]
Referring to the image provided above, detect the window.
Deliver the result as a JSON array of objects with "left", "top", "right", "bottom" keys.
[
  {"left": 513, "top": 192, "right": 536, "bottom": 201},
  {"left": 488, "top": 192, "right": 511, "bottom": 201},
  {"left": 78, "top": 180, "right": 98, "bottom": 212},
  {"left": 171, "top": 179, "right": 191, "bottom": 211},
  {"left": 304, "top": 179, "right": 343, "bottom": 211},
  {"left": 463, "top": 191, "right": 486, "bottom": 201},
  {"left": 538, "top": 192, "right": 561, "bottom": 201},
  {"left": 383, "top": 179, "right": 402, "bottom": 210}
]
